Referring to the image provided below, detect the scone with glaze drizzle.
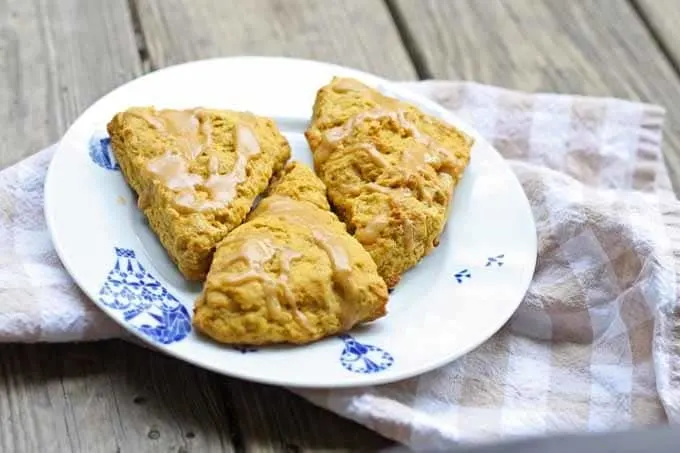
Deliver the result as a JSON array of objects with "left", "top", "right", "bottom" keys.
[
  {"left": 193, "top": 161, "right": 388, "bottom": 345},
  {"left": 305, "top": 77, "right": 474, "bottom": 288},
  {"left": 107, "top": 107, "right": 291, "bottom": 280}
]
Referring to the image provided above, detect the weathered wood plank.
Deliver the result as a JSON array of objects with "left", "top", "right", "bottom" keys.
[
  {"left": 390, "top": 0, "right": 680, "bottom": 193},
  {"left": 0, "top": 1, "right": 240, "bottom": 451},
  {"left": 134, "top": 0, "right": 416, "bottom": 80},
  {"left": 0, "top": 0, "right": 142, "bottom": 168},
  {"left": 634, "top": 0, "right": 680, "bottom": 71},
  {"left": 0, "top": 342, "right": 237, "bottom": 452},
  {"left": 0, "top": 342, "right": 393, "bottom": 452},
  {"left": 0, "top": 1, "right": 185, "bottom": 452}
]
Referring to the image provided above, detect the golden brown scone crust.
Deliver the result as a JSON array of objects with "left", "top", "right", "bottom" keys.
[
  {"left": 193, "top": 162, "right": 388, "bottom": 345},
  {"left": 107, "top": 107, "right": 290, "bottom": 281},
  {"left": 304, "top": 77, "right": 474, "bottom": 288},
  {"left": 265, "top": 160, "right": 331, "bottom": 211}
]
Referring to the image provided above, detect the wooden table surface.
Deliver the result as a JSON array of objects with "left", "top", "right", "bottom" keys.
[{"left": 2, "top": 1, "right": 680, "bottom": 451}]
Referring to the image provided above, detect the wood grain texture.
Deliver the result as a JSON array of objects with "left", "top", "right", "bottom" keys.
[
  {"left": 0, "top": 341, "right": 393, "bottom": 452},
  {"left": 390, "top": 0, "right": 680, "bottom": 193},
  {"left": 0, "top": 340, "right": 227, "bottom": 453},
  {"left": 634, "top": 0, "right": 680, "bottom": 69},
  {"left": 0, "top": 0, "right": 142, "bottom": 168},
  {"left": 134, "top": 0, "right": 416, "bottom": 80}
]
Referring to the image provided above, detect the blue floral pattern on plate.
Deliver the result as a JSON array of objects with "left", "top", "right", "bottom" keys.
[
  {"left": 455, "top": 268, "right": 471, "bottom": 283},
  {"left": 228, "top": 335, "right": 395, "bottom": 375},
  {"left": 89, "top": 134, "right": 119, "bottom": 171},
  {"left": 486, "top": 254, "right": 505, "bottom": 267},
  {"left": 338, "top": 334, "right": 394, "bottom": 374},
  {"left": 98, "top": 248, "right": 191, "bottom": 344},
  {"left": 456, "top": 253, "right": 506, "bottom": 283}
]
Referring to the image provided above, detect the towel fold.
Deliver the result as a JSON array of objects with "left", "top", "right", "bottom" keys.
[{"left": 1, "top": 81, "right": 678, "bottom": 451}]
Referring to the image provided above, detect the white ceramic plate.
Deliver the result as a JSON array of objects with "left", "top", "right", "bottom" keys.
[{"left": 45, "top": 57, "right": 536, "bottom": 388}]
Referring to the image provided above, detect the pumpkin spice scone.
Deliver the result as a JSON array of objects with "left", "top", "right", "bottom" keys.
[
  {"left": 304, "top": 77, "right": 474, "bottom": 288},
  {"left": 107, "top": 107, "right": 291, "bottom": 280},
  {"left": 193, "top": 161, "right": 388, "bottom": 345}
]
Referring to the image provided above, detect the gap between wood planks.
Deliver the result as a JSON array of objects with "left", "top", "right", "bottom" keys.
[
  {"left": 384, "top": 0, "right": 433, "bottom": 79},
  {"left": 628, "top": 0, "right": 680, "bottom": 78},
  {"left": 386, "top": 0, "right": 680, "bottom": 86},
  {"left": 124, "top": 0, "right": 680, "bottom": 92},
  {"left": 126, "top": 0, "right": 155, "bottom": 72}
]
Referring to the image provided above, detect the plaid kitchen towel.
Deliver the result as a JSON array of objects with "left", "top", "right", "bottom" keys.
[{"left": 1, "top": 81, "right": 679, "bottom": 450}]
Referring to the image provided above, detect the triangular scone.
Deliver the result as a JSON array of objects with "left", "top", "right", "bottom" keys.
[
  {"left": 193, "top": 161, "right": 388, "bottom": 345},
  {"left": 107, "top": 108, "right": 291, "bottom": 280},
  {"left": 304, "top": 77, "right": 474, "bottom": 288}
]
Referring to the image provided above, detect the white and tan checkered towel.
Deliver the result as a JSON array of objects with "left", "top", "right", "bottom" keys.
[{"left": 1, "top": 81, "right": 679, "bottom": 451}]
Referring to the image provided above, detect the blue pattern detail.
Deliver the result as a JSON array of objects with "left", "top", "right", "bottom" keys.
[
  {"left": 98, "top": 248, "right": 191, "bottom": 344},
  {"left": 233, "top": 345, "right": 258, "bottom": 354},
  {"left": 338, "top": 334, "right": 394, "bottom": 374},
  {"left": 89, "top": 134, "right": 119, "bottom": 171},
  {"left": 455, "top": 269, "right": 471, "bottom": 283},
  {"left": 486, "top": 254, "right": 505, "bottom": 267}
]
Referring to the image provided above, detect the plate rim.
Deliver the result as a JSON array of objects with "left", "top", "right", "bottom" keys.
[{"left": 44, "top": 55, "right": 538, "bottom": 388}]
